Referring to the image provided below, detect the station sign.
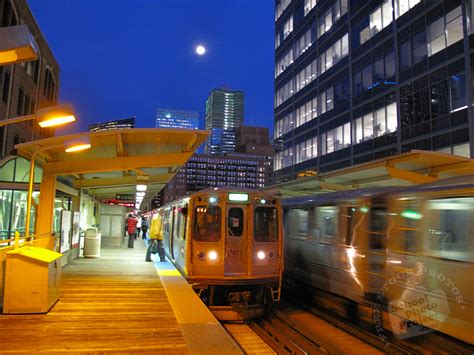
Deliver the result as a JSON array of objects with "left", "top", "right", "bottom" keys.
[
  {"left": 115, "top": 194, "right": 134, "bottom": 201},
  {"left": 106, "top": 199, "right": 135, "bottom": 207}
]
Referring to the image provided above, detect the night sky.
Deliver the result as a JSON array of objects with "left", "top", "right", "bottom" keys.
[{"left": 28, "top": 0, "right": 275, "bottom": 135}]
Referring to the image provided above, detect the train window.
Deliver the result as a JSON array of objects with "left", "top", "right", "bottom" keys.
[
  {"left": 368, "top": 207, "right": 387, "bottom": 250},
  {"left": 424, "top": 197, "right": 474, "bottom": 262},
  {"left": 284, "top": 208, "right": 312, "bottom": 240},
  {"left": 254, "top": 207, "right": 278, "bottom": 242},
  {"left": 228, "top": 208, "right": 244, "bottom": 237},
  {"left": 396, "top": 202, "right": 420, "bottom": 253},
  {"left": 172, "top": 206, "right": 186, "bottom": 240},
  {"left": 316, "top": 206, "right": 339, "bottom": 244},
  {"left": 193, "top": 205, "right": 221, "bottom": 242}
]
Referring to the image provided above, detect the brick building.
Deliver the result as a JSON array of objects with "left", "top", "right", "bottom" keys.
[{"left": 0, "top": 0, "right": 60, "bottom": 158}]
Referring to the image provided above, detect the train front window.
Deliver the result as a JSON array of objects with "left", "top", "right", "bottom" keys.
[
  {"left": 425, "top": 197, "right": 474, "bottom": 261},
  {"left": 228, "top": 208, "right": 244, "bottom": 237},
  {"left": 193, "top": 205, "right": 221, "bottom": 242},
  {"left": 254, "top": 207, "right": 278, "bottom": 242}
]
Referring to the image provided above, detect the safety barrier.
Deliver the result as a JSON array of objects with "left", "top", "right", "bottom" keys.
[{"left": 0, "top": 232, "right": 58, "bottom": 309}]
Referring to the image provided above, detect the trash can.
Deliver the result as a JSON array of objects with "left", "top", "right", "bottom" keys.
[
  {"left": 3, "top": 246, "right": 62, "bottom": 314},
  {"left": 84, "top": 228, "right": 101, "bottom": 258}
]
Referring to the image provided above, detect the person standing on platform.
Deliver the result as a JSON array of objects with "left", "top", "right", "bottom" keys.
[
  {"left": 146, "top": 211, "right": 166, "bottom": 262},
  {"left": 126, "top": 214, "right": 138, "bottom": 248},
  {"left": 141, "top": 217, "right": 148, "bottom": 242},
  {"left": 136, "top": 214, "right": 142, "bottom": 239}
]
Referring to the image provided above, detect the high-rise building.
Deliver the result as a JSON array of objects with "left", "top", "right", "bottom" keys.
[
  {"left": 273, "top": 0, "right": 472, "bottom": 182},
  {"left": 89, "top": 117, "right": 135, "bottom": 132},
  {"left": 0, "top": 0, "right": 60, "bottom": 158},
  {"left": 205, "top": 88, "right": 244, "bottom": 154},
  {"left": 155, "top": 109, "right": 198, "bottom": 129},
  {"left": 156, "top": 125, "right": 274, "bottom": 205},
  {"left": 158, "top": 152, "right": 273, "bottom": 205}
]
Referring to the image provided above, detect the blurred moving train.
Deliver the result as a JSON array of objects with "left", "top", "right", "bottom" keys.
[
  {"left": 283, "top": 175, "right": 473, "bottom": 344},
  {"left": 150, "top": 189, "right": 283, "bottom": 320}
]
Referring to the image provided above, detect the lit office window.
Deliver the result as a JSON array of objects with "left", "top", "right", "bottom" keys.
[
  {"left": 395, "top": 0, "right": 420, "bottom": 18},
  {"left": 352, "top": 102, "right": 397, "bottom": 143},
  {"left": 450, "top": 73, "right": 467, "bottom": 112},
  {"left": 304, "top": 0, "right": 317, "bottom": 16},
  {"left": 358, "top": 0, "right": 393, "bottom": 46},
  {"left": 283, "top": 17, "right": 293, "bottom": 40},
  {"left": 428, "top": 7, "right": 463, "bottom": 56},
  {"left": 275, "top": 0, "right": 291, "bottom": 21}
]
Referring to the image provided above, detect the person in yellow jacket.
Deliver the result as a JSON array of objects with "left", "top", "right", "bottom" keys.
[{"left": 145, "top": 210, "right": 166, "bottom": 262}]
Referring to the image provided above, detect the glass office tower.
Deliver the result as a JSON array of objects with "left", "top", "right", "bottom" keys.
[
  {"left": 274, "top": 0, "right": 472, "bottom": 182},
  {"left": 205, "top": 88, "right": 245, "bottom": 154},
  {"left": 155, "top": 109, "right": 199, "bottom": 129}
]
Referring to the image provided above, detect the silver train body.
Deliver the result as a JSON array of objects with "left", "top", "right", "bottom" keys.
[{"left": 283, "top": 176, "right": 474, "bottom": 344}]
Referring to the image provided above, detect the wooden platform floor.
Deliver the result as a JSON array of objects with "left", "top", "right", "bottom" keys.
[{"left": 0, "top": 240, "right": 188, "bottom": 353}]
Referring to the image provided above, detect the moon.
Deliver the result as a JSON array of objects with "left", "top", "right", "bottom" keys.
[{"left": 195, "top": 45, "right": 206, "bottom": 56}]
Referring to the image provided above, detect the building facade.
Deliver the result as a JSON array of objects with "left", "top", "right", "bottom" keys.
[
  {"left": 155, "top": 108, "right": 199, "bottom": 129},
  {"left": 157, "top": 152, "right": 273, "bottom": 205},
  {"left": 0, "top": 0, "right": 60, "bottom": 159},
  {"left": 274, "top": 0, "right": 473, "bottom": 182},
  {"left": 205, "top": 88, "right": 244, "bottom": 154},
  {"left": 89, "top": 117, "right": 135, "bottom": 132}
]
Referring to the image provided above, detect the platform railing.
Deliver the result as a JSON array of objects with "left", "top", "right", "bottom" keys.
[{"left": 0, "top": 232, "right": 58, "bottom": 309}]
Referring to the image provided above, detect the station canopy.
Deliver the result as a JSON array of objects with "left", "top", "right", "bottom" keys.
[
  {"left": 264, "top": 150, "right": 474, "bottom": 198},
  {"left": 15, "top": 128, "right": 208, "bottom": 207}
]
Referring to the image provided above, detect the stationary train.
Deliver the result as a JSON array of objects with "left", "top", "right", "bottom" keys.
[
  {"left": 149, "top": 188, "right": 284, "bottom": 320},
  {"left": 283, "top": 175, "right": 474, "bottom": 344}
]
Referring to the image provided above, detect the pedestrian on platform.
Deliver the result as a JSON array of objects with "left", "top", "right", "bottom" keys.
[
  {"left": 136, "top": 214, "right": 142, "bottom": 239},
  {"left": 141, "top": 217, "right": 148, "bottom": 242},
  {"left": 146, "top": 211, "right": 166, "bottom": 262},
  {"left": 126, "top": 214, "right": 138, "bottom": 248}
]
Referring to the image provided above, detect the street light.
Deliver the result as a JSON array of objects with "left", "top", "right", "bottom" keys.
[
  {"left": 0, "top": 104, "right": 76, "bottom": 128},
  {"left": 0, "top": 24, "right": 38, "bottom": 65}
]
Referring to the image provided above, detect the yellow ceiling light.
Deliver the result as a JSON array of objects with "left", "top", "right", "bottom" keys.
[
  {"left": 64, "top": 136, "right": 91, "bottom": 153},
  {"left": 0, "top": 25, "right": 38, "bottom": 65},
  {"left": 37, "top": 104, "right": 76, "bottom": 128}
]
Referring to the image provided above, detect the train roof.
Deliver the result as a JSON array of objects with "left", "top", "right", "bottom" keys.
[
  {"left": 191, "top": 188, "right": 277, "bottom": 197},
  {"left": 389, "top": 174, "right": 474, "bottom": 196},
  {"left": 282, "top": 187, "right": 399, "bottom": 207}
]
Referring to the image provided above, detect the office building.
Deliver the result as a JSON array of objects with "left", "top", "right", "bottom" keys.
[
  {"left": 89, "top": 117, "right": 135, "bottom": 132},
  {"left": 235, "top": 125, "right": 274, "bottom": 155},
  {"left": 205, "top": 88, "right": 244, "bottom": 154},
  {"left": 0, "top": 0, "right": 60, "bottom": 159},
  {"left": 274, "top": 0, "right": 472, "bottom": 182},
  {"left": 155, "top": 109, "right": 199, "bottom": 129},
  {"left": 158, "top": 152, "right": 273, "bottom": 205}
]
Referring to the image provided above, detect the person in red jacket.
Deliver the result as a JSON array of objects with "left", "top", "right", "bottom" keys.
[{"left": 126, "top": 214, "right": 138, "bottom": 248}]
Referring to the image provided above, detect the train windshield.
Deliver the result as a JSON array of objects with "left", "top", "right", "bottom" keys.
[
  {"left": 193, "top": 205, "right": 222, "bottom": 242},
  {"left": 254, "top": 207, "right": 278, "bottom": 242}
]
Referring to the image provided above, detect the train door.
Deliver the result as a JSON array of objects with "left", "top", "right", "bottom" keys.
[{"left": 224, "top": 205, "right": 248, "bottom": 276}]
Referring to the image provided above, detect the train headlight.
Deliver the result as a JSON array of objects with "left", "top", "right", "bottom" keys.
[
  {"left": 209, "top": 197, "right": 217, "bottom": 203},
  {"left": 260, "top": 199, "right": 266, "bottom": 204},
  {"left": 257, "top": 251, "right": 266, "bottom": 260},
  {"left": 208, "top": 250, "right": 218, "bottom": 261}
]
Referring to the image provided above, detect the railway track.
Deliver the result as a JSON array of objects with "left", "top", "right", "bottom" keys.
[
  {"left": 283, "top": 283, "right": 474, "bottom": 354},
  {"left": 224, "top": 307, "right": 400, "bottom": 354}
]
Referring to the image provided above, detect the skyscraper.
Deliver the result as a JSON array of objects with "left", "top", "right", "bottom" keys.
[
  {"left": 155, "top": 109, "right": 199, "bottom": 129},
  {"left": 205, "top": 88, "right": 244, "bottom": 154},
  {"left": 274, "top": 0, "right": 472, "bottom": 182},
  {"left": 89, "top": 117, "right": 135, "bottom": 132}
]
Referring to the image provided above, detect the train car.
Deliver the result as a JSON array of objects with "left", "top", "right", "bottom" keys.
[
  {"left": 282, "top": 176, "right": 474, "bottom": 344},
  {"left": 282, "top": 188, "right": 396, "bottom": 304},
  {"left": 384, "top": 175, "right": 474, "bottom": 344},
  {"left": 152, "top": 188, "right": 283, "bottom": 321}
]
